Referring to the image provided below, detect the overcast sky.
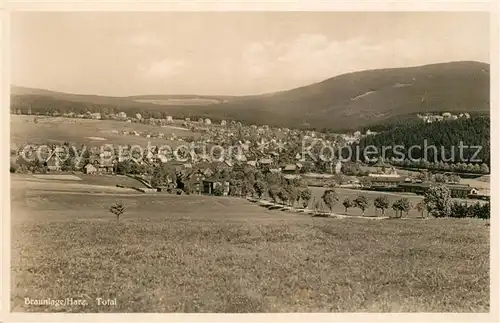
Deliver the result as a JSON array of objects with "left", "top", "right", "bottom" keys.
[{"left": 11, "top": 12, "right": 489, "bottom": 96}]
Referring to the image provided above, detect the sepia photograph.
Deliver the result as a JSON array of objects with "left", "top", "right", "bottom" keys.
[{"left": 4, "top": 8, "right": 495, "bottom": 317}]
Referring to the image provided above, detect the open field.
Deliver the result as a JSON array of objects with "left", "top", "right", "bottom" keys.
[
  {"left": 461, "top": 176, "right": 490, "bottom": 194},
  {"left": 10, "top": 174, "right": 147, "bottom": 196},
  {"left": 32, "top": 174, "right": 82, "bottom": 181},
  {"left": 10, "top": 115, "right": 200, "bottom": 148},
  {"left": 13, "top": 173, "right": 149, "bottom": 188},
  {"left": 69, "top": 173, "right": 149, "bottom": 188},
  {"left": 10, "top": 176, "right": 489, "bottom": 312}
]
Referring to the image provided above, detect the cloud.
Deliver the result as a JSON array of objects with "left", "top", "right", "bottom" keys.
[
  {"left": 138, "top": 58, "right": 185, "bottom": 79},
  {"left": 239, "top": 33, "right": 430, "bottom": 88},
  {"left": 241, "top": 41, "right": 276, "bottom": 79}
]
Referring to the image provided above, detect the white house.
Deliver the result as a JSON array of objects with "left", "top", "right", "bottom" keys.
[{"left": 83, "top": 163, "right": 97, "bottom": 174}]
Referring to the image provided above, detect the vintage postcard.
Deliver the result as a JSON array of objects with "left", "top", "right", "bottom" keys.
[{"left": 1, "top": 1, "right": 498, "bottom": 322}]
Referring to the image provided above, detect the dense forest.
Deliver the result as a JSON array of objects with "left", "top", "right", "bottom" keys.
[
  {"left": 353, "top": 116, "right": 490, "bottom": 165},
  {"left": 354, "top": 111, "right": 488, "bottom": 134}
]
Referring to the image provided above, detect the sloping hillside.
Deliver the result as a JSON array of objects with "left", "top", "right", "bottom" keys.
[
  {"left": 11, "top": 86, "right": 234, "bottom": 106},
  {"left": 194, "top": 61, "right": 489, "bottom": 129},
  {"left": 11, "top": 61, "right": 489, "bottom": 130}
]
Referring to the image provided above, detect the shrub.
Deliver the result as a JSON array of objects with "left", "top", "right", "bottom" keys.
[
  {"left": 300, "top": 188, "right": 312, "bottom": 209},
  {"left": 374, "top": 196, "right": 389, "bottom": 215},
  {"left": 254, "top": 180, "right": 267, "bottom": 199},
  {"left": 449, "top": 201, "right": 489, "bottom": 219},
  {"left": 391, "top": 198, "right": 412, "bottom": 218},
  {"left": 313, "top": 198, "right": 326, "bottom": 213},
  {"left": 322, "top": 189, "right": 339, "bottom": 213},
  {"left": 342, "top": 198, "right": 354, "bottom": 214},
  {"left": 242, "top": 180, "right": 255, "bottom": 197},
  {"left": 479, "top": 203, "right": 490, "bottom": 219},
  {"left": 277, "top": 187, "right": 290, "bottom": 205},
  {"left": 471, "top": 202, "right": 490, "bottom": 219},
  {"left": 353, "top": 195, "right": 369, "bottom": 216},
  {"left": 268, "top": 185, "right": 281, "bottom": 204},
  {"left": 450, "top": 201, "right": 469, "bottom": 218},
  {"left": 424, "top": 185, "right": 452, "bottom": 218},
  {"left": 415, "top": 201, "right": 426, "bottom": 218},
  {"left": 109, "top": 202, "right": 126, "bottom": 223},
  {"left": 286, "top": 185, "right": 300, "bottom": 207},
  {"left": 213, "top": 184, "right": 224, "bottom": 196}
]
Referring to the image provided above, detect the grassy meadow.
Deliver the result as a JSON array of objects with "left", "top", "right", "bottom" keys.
[
  {"left": 10, "top": 115, "right": 199, "bottom": 148},
  {"left": 11, "top": 175, "right": 490, "bottom": 313}
]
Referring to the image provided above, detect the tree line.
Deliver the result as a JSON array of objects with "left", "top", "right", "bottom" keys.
[
  {"left": 389, "top": 158, "right": 489, "bottom": 174},
  {"left": 309, "top": 185, "right": 490, "bottom": 219}
]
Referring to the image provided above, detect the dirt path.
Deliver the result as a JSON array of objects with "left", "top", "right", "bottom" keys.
[{"left": 249, "top": 198, "right": 390, "bottom": 220}]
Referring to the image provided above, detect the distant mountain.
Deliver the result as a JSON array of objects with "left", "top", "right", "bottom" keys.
[
  {"left": 11, "top": 61, "right": 489, "bottom": 130},
  {"left": 11, "top": 86, "right": 232, "bottom": 107},
  {"left": 192, "top": 61, "right": 489, "bottom": 130}
]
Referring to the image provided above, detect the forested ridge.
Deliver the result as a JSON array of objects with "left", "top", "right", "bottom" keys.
[{"left": 356, "top": 116, "right": 490, "bottom": 165}]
